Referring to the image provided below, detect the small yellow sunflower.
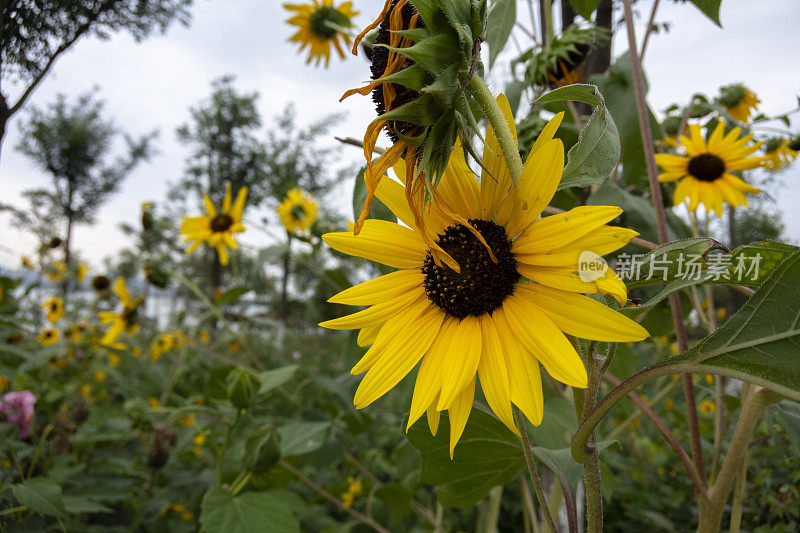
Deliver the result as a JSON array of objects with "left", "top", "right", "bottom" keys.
[
  {"left": 43, "top": 296, "right": 64, "bottom": 323},
  {"left": 98, "top": 278, "right": 143, "bottom": 349},
  {"left": 276, "top": 187, "right": 319, "bottom": 234},
  {"left": 284, "top": 0, "right": 358, "bottom": 67},
  {"left": 320, "top": 95, "right": 649, "bottom": 457},
  {"left": 718, "top": 84, "right": 760, "bottom": 123},
  {"left": 38, "top": 328, "right": 60, "bottom": 346},
  {"left": 180, "top": 183, "right": 247, "bottom": 266},
  {"left": 763, "top": 137, "right": 798, "bottom": 171},
  {"left": 655, "top": 122, "right": 766, "bottom": 216}
]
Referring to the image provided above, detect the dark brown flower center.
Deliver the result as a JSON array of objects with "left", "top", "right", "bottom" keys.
[
  {"left": 688, "top": 153, "right": 725, "bottom": 182},
  {"left": 210, "top": 214, "right": 234, "bottom": 233},
  {"left": 290, "top": 204, "right": 307, "bottom": 221},
  {"left": 422, "top": 220, "right": 518, "bottom": 319}
]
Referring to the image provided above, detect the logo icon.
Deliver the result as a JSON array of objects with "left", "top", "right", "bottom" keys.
[{"left": 578, "top": 251, "right": 609, "bottom": 282}]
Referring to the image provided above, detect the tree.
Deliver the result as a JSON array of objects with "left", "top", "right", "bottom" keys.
[
  {"left": 14, "top": 90, "right": 155, "bottom": 288},
  {"left": 0, "top": 0, "right": 193, "bottom": 158}
]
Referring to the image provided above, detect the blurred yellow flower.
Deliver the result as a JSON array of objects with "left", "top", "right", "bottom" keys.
[
  {"left": 180, "top": 182, "right": 247, "bottom": 266},
  {"left": 229, "top": 340, "right": 243, "bottom": 353},
  {"left": 179, "top": 414, "right": 196, "bottom": 427},
  {"left": 38, "top": 328, "right": 60, "bottom": 346},
  {"left": 276, "top": 187, "right": 319, "bottom": 234},
  {"left": 763, "top": 137, "right": 798, "bottom": 171},
  {"left": 43, "top": 296, "right": 64, "bottom": 322},
  {"left": 0, "top": 375, "right": 9, "bottom": 391},
  {"left": 179, "top": 512, "right": 194, "bottom": 522},
  {"left": 341, "top": 476, "right": 363, "bottom": 508},
  {"left": 80, "top": 384, "right": 92, "bottom": 398},
  {"left": 77, "top": 263, "right": 89, "bottom": 283},
  {"left": 717, "top": 307, "right": 726, "bottom": 321},
  {"left": 699, "top": 400, "right": 717, "bottom": 414},
  {"left": 284, "top": 0, "right": 358, "bottom": 68},
  {"left": 65, "top": 322, "right": 88, "bottom": 342},
  {"left": 704, "top": 373, "right": 715, "bottom": 385},
  {"left": 719, "top": 84, "right": 760, "bottom": 123},
  {"left": 93, "top": 370, "right": 107, "bottom": 382},
  {"left": 656, "top": 122, "right": 766, "bottom": 216},
  {"left": 199, "top": 329, "right": 211, "bottom": 345},
  {"left": 151, "top": 333, "right": 176, "bottom": 361},
  {"left": 46, "top": 261, "right": 68, "bottom": 281},
  {"left": 108, "top": 353, "right": 121, "bottom": 367},
  {"left": 149, "top": 397, "right": 160, "bottom": 408},
  {"left": 664, "top": 398, "right": 674, "bottom": 411},
  {"left": 98, "top": 278, "right": 143, "bottom": 349}
]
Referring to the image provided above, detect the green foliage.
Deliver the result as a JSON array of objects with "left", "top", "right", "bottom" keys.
[
  {"left": 486, "top": 0, "right": 516, "bottom": 69},
  {"left": 200, "top": 487, "right": 299, "bottom": 533}
]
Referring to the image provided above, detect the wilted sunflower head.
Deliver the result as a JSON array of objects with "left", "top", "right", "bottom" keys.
[
  {"left": 717, "top": 84, "right": 760, "bottom": 123},
  {"left": 284, "top": 0, "right": 359, "bottom": 67},
  {"left": 342, "top": 0, "right": 488, "bottom": 236},
  {"left": 92, "top": 275, "right": 111, "bottom": 292}
]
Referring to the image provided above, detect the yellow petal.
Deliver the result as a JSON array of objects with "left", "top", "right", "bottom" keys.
[
  {"left": 517, "top": 284, "right": 649, "bottom": 341},
  {"left": 448, "top": 378, "right": 475, "bottom": 458},
  {"left": 437, "top": 316, "right": 482, "bottom": 410},
  {"left": 480, "top": 94, "right": 516, "bottom": 219},
  {"left": 516, "top": 226, "right": 639, "bottom": 267},
  {"left": 494, "top": 315, "right": 544, "bottom": 425},
  {"left": 513, "top": 206, "right": 622, "bottom": 255},
  {"left": 322, "top": 219, "right": 427, "bottom": 269},
  {"left": 477, "top": 315, "right": 517, "bottom": 434},
  {"left": 328, "top": 269, "right": 423, "bottom": 306},
  {"left": 353, "top": 307, "right": 443, "bottom": 408},
  {"left": 499, "top": 295, "right": 587, "bottom": 388},
  {"left": 319, "top": 287, "right": 425, "bottom": 330},
  {"left": 505, "top": 139, "right": 564, "bottom": 235},
  {"left": 407, "top": 318, "right": 458, "bottom": 431}
]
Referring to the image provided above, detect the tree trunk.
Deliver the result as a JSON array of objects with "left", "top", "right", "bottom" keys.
[
  {"left": 561, "top": 0, "right": 576, "bottom": 32},
  {"left": 584, "top": 0, "right": 613, "bottom": 78}
]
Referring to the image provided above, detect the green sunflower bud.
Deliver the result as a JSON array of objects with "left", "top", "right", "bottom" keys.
[
  {"left": 143, "top": 260, "right": 170, "bottom": 289},
  {"left": 226, "top": 368, "right": 260, "bottom": 409},
  {"left": 244, "top": 426, "right": 281, "bottom": 474},
  {"left": 662, "top": 115, "right": 682, "bottom": 137},
  {"left": 718, "top": 84, "right": 746, "bottom": 108}
]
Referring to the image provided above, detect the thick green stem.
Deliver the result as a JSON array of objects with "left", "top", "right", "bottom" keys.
[
  {"left": 514, "top": 406, "right": 558, "bottom": 533},
  {"left": 697, "top": 385, "right": 774, "bottom": 532},
  {"left": 467, "top": 76, "right": 524, "bottom": 183},
  {"left": 575, "top": 346, "right": 604, "bottom": 533},
  {"left": 728, "top": 451, "right": 747, "bottom": 533}
]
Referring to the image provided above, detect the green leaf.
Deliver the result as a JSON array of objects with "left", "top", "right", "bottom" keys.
[
  {"left": 200, "top": 487, "right": 299, "bottom": 533},
  {"left": 568, "top": 0, "right": 602, "bottom": 20},
  {"left": 62, "top": 495, "right": 114, "bottom": 514},
  {"left": 257, "top": 365, "right": 298, "bottom": 395},
  {"left": 352, "top": 166, "right": 396, "bottom": 223},
  {"left": 216, "top": 287, "right": 251, "bottom": 306},
  {"left": 486, "top": 0, "right": 516, "bottom": 69},
  {"left": 12, "top": 478, "right": 67, "bottom": 518},
  {"left": 277, "top": 421, "right": 330, "bottom": 457},
  {"left": 374, "top": 483, "right": 412, "bottom": 523},
  {"left": 672, "top": 250, "right": 800, "bottom": 400},
  {"left": 406, "top": 408, "right": 526, "bottom": 508},
  {"left": 687, "top": 0, "right": 723, "bottom": 26},
  {"left": 533, "top": 441, "right": 617, "bottom": 493},
  {"left": 533, "top": 84, "right": 620, "bottom": 190}
]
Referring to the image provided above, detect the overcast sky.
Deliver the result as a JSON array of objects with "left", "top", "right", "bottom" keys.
[{"left": 1, "top": 0, "right": 798, "bottom": 269}]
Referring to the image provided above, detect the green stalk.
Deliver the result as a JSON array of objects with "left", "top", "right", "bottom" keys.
[
  {"left": 514, "top": 407, "right": 558, "bottom": 533},
  {"left": 467, "top": 76, "right": 524, "bottom": 184}
]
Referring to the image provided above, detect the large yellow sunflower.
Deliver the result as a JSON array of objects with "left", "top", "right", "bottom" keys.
[
  {"left": 320, "top": 95, "right": 649, "bottom": 456},
  {"left": 719, "top": 84, "right": 760, "bottom": 123},
  {"left": 655, "top": 122, "right": 766, "bottom": 216},
  {"left": 276, "top": 187, "right": 319, "bottom": 234},
  {"left": 98, "top": 278, "right": 143, "bottom": 349},
  {"left": 180, "top": 183, "right": 247, "bottom": 266},
  {"left": 284, "top": 0, "right": 359, "bottom": 67}
]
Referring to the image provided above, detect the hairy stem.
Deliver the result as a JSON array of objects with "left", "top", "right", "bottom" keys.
[
  {"left": 514, "top": 407, "right": 558, "bottom": 533},
  {"left": 467, "top": 77, "right": 524, "bottom": 183}
]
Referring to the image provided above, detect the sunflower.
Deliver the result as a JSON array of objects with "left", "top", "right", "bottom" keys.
[
  {"left": 718, "top": 84, "right": 760, "bottom": 123},
  {"left": 38, "top": 328, "right": 60, "bottom": 346},
  {"left": 43, "top": 296, "right": 63, "bottom": 323},
  {"left": 92, "top": 275, "right": 111, "bottom": 292},
  {"left": 762, "top": 137, "right": 798, "bottom": 171},
  {"left": 276, "top": 187, "right": 319, "bottom": 234},
  {"left": 284, "top": 0, "right": 358, "bottom": 67},
  {"left": 180, "top": 183, "right": 247, "bottom": 266},
  {"left": 320, "top": 96, "right": 649, "bottom": 456},
  {"left": 98, "top": 278, "right": 143, "bottom": 349},
  {"left": 46, "top": 261, "right": 67, "bottom": 282},
  {"left": 655, "top": 122, "right": 766, "bottom": 216}
]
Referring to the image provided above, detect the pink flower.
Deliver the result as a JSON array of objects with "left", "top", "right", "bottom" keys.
[{"left": 0, "top": 390, "right": 37, "bottom": 438}]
